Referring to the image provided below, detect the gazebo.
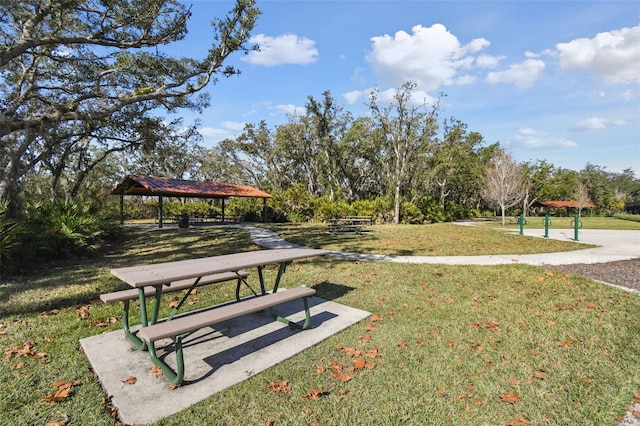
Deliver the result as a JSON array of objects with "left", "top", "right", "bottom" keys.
[
  {"left": 111, "top": 175, "right": 273, "bottom": 227},
  {"left": 535, "top": 200, "right": 596, "bottom": 216}
]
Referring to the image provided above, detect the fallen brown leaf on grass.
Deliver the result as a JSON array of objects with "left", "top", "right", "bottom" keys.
[
  {"left": 352, "top": 357, "right": 366, "bottom": 371},
  {"left": 42, "top": 381, "right": 79, "bottom": 402},
  {"left": 359, "top": 334, "right": 372, "bottom": 343},
  {"left": 268, "top": 380, "right": 291, "bottom": 394},
  {"left": 75, "top": 305, "right": 91, "bottom": 320},
  {"left": 304, "top": 389, "right": 329, "bottom": 400},
  {"left": 331, "top": 368, "right": 354, "bottom": 383},
  {"left": 90, "top": 317, "right": 118, "bottom": 327},
  {"left": 365, "top": 347, "right": 379, "bottom": 358},
  {"left": 3, "top": 340, "right": 49, "bottom": 363},
  {"left": 45, "top": 418, "right": 68, "bottom": 426},
  {"left": 336, "top": 345, "right": 361, "bottom": 357},
  {"left": 506, "top": 416, "right": 529, "bottom": 425},
  {"left": 499, "top": 392, "right": 520, "bottom": 404}
]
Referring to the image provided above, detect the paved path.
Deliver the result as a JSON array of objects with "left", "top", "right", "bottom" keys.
[{"left": 238, "top": 224, "right": 640, "bottom": 266}]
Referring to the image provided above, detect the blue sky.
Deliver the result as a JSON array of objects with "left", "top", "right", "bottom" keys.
[{"left": 169, "top": 0, "right": 639, "bottom": 175}]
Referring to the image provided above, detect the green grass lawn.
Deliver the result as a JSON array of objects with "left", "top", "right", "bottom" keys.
[
  {"left": 263, "top": 222, "right": 594, "bottom": 256},
  {"left": 0, "top": 224, "right": 639, "bottom": 425},
  {"left": 477, "top": 215, "right": 640, "bottom": 231}
]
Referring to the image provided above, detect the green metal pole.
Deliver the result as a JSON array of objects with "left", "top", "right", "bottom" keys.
[
  {"left": 519, "top": 213, "right": 524, "bottom": 235},
  {"left": 574, "top": 215, "right": 579, "bottom": 241},
  {"left": 544, "top": 215, "right": 549, "bottom": 238}
]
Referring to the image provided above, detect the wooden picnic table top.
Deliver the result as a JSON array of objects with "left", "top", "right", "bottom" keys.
[
  {"left": 111, "top": 248, "right": 329, "bottom": 288},
  {"left": 328, "top": 217, "right": 372, "bottom": 224}
]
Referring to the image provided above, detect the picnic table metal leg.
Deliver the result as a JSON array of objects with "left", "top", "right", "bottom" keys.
[
  {"left": 122, "top": 300, "right": 147, "bottom": 351},
  {"left": 234, "top": 270, "right": 259, "bottom": 298},
  {"left": 147, "top": 337, "right": 185, "bottom": 385},
  {"left": 257, "top": 266, "right": 267, "bottom": 295},
  {"left": 235, "top": 277, "right": 242, "bottom": 301},
  {"left": 167, "top": 277, "right": 202, "bottom": 321},
  {"left": 271, "top": 296, "right": 313, "bottom": 330},
  {"left": 271, "top": 262, "right": 288, "bottom": 293},
  {"left": 123, "top": 286, "right": 163, "bottom": 351}
]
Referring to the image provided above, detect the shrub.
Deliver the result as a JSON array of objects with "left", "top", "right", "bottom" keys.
[
  {"left": 226, "top": 198, "right": 263, "bottom": 222},
  {"left": 0, "top": 201, "right": 23, "bottom": 274},
  {"left": 416, "top": 196, "right": 445, "bottom": 223},
  {"left": 313, "top": 197, "right": 351, "bottom": 221},
  {"left": 21, "top": 200, "right": 119, "bottom": 261},
  {"left": 400, "top": 201, "right": 423, "bottom": 224},
  {"left": 351, "top": 197, "right": 392, "bottom": 223}
]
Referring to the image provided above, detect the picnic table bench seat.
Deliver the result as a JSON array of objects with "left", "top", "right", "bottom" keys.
[
  {"left": 137, "top": 286, "right": 316, "bottom": 384},
  {"left": 100, "top": 271, "right": 249, "bottom": 304}
]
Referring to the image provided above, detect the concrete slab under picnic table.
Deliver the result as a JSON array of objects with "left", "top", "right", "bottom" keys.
[{"left": 80, "top": 295, "right": 370, "bottom": 425}]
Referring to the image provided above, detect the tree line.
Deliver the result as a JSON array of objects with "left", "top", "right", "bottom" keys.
[{"left": 1, "top": 0, "right": 638, "bottom": 272}]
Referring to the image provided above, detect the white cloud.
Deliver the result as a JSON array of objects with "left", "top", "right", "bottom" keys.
[
  {"left": 509, "top": 127, "right": 578, "bottom": 149},
  {"left": 622, "top": 89, "right": 637, "bottom": 101},
  {"left": 219, "top": 121, "right": 245, "bottom": 131},
  {"left": 476, "top": 54, "right": 504, "bottom": 69},
  {"left": 485, "top": 59, "right": 545, "bottom": 89},
  {"left": 343, "top": 90, "right": 365, "bottom": 105},
  {"left": 455, "top": 74, "right": 476, "bottom": 85},
  {"left": 555, "top": 24, "right": 640, "bottom": 85},
  {"left": 367, "top": 23, "right": 491, "bottom": 90},
  {"left": 198, "top": 121, "right": 246, "bottom": 142},
  {"left": 275, "top": 103, "right": 305, "bottom": 116},
  {"left": 573, "top": 117, "right": 629, "bottom": 131},
  {"left": 573, "top": 117, "right": 607, "bottom": 131},
  {"left": 342, "top": 86, "right": 438, "bottom": 106},
  {"left": 242, "top": 33, "right": 319, "bottom": 66}
]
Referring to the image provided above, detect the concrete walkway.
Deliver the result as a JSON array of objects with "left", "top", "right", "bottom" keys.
[{"left": 239, "top": 224, "right": 640, "bottom": 266}]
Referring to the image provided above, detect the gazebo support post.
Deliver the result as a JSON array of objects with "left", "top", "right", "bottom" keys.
[
  {"left": 262, "top": 198, "right": 267, "bottom": 223},
  {"left": 119, "top": 194, "right": 124, "bottom": 225},
  {"left": 222, "top": 199, "right": 226, "bottom": 223},
  {"left": 158, "top": 195, "right": 164, "bottom": 229}
]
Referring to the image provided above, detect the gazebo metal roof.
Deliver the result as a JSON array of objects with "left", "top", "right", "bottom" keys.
[
  {"left": 537, "top": 200, "right": 596, "bottom": 209},
  {"left": 111, "top": 175, "right": 272, "bottom": 199}
]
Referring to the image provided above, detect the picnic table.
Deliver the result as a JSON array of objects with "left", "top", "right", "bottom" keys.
[
  {"left": 327, "top": 216, "right": 373, "bottom": 234},
  {"left": 105, "top": 248, "right": 329, "bottom": 383}
]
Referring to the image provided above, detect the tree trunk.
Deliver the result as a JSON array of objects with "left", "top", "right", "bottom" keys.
[{"left": 394, "top": 181, "right": 401, "bottom": 224}]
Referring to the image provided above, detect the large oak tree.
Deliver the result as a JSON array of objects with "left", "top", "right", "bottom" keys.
[{"left": 0, "top": 0, "right": 259, "bottom": 213}]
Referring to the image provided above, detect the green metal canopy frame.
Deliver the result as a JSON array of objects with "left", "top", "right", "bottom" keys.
[{"left": 111, "top": 175, "right": 273, "bottom": 227}]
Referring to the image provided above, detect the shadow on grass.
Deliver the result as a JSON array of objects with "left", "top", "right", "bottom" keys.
[
  {"left": 0, "top": 226, "right": 259, "bottom": 317},
  {"left": 312, "top": 281, "right": 356, "bottom": 301}
]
